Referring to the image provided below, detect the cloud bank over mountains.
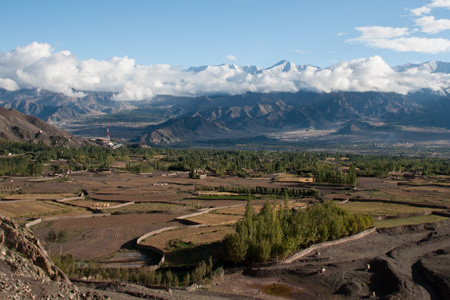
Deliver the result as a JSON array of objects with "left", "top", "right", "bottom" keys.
[{"left": 0, "top": 42, "right": 450, "bottom": 101}]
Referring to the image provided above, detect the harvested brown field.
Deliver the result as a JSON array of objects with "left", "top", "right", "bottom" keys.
[
  {"left": 22, "top": 181, "right": 83, "bottom": 195},
  {"left": 33, "top": 212, "right": 186, "bottom": 260},
  {"left": 103, "top": 202, "right": 189, "bottom": 213},
  {"left": 183, "top": 213, "right": 242, "bottom": 225},
  {"left": 354, "top": 177, "right": 450, "bottom": 207},
  {"left": 181, "top": 227, "right": 235, "bottom": 245},
  {"left": 64, "top": 199, "right": 113, "bottom": 208},
  {"left": 140, "top": 225, "right": 232, "bottom": 251},
  {"left": 339, "top": 201, "right": 444, "bottom": 216},
  {"left": 213, "top": 202, "right": 307, "bottom": 216},
  {"left": 195, "top": 191, "right": 239, "bottom": 196},
  {"left": 0, "top": 200, "right": 82, "bottom": 218},
  {"left": 89, "top": 192, "right": 191, "bottom": 203},
  {"left": 2, "top": 193, "right": 74, "bottom": 200},
  {"left": 49, "top": 212, "right": 183, "bottom": 229},
  {"left": 36, "top": 223, "right": 174, "bottom": 260},
  {"left": 177, "top": 199, "right": 248, "bottom": 208}
]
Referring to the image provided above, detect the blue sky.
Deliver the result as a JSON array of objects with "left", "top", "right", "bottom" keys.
[
  {"left": 0, "top": 0, "right": 450, "bottom": 100},
  {"left": 2, "top": 0, "right": 449, "bottom": 68}
]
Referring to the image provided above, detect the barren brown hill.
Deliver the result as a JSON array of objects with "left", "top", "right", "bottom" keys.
[{"left": 0, "top": 107, "right": 87, "bottom": 147}]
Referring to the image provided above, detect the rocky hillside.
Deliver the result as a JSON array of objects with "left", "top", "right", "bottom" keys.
[
  {"left": 0, "top": 89, "right": 135, "bottom": 122},
  {"left": 0, "top": 107, "right": 87, "bottom": 147},
  {"left": 0, "top": 216, "right": 108, "bottom": 300}
]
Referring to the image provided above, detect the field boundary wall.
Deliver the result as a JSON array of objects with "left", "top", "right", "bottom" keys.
[
  {"left": 25, "top": 213, "right": 111, "bottom": 228},
  {"left": 136, "top": 226, "right": 180, "bottom": 268},
  {"left": 280, "top": 227, "right": 377, "bottom": 264}
]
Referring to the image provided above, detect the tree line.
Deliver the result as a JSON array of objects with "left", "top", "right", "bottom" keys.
[
  {"left": 52, "top": 254, "right": 223, "bottom": 287},
  {"left": 1, "top": 140, "right": 450, "bottom": 180},
  {"left": 196, "top": 185, "right": 319, "bottom": 198}
]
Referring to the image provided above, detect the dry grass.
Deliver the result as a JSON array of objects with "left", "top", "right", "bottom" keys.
[
  {"left": 35, "top": 223, "right": 170, "bottom": 260},
  {"left": 339, "top": 201, "right": 444, "bottom": 216},
  {"left": 0, "top": 200, "right": 79, "bottom": 218},
  {"left": 277, "top": 174, "right": 314, "bottom": 183},
  {"left": 104, "top": 202, "right": 189, "bottom": 213},
  {"left": 181, "top": 227, "right": 235, "bottom": 244},
  {"left": 184, "top": 213, "right": 242, "bottom": 225},
  {"left": 196, "top": 191, "right": 239, "bottom": 196},
  {"left": 141, "top": 225, "right": 232, "bottom": 251},
  {"left": 50, "top": 213, "right": 181, "bottom": 229},
  {"left": 2, "top": 193, "right": 74, "bottom": 200},
  {"left": 375, "top": 214, "right": 449, "bottom": 228},
  {"left": 213, "top": 202, "right": 307, "bottom": 216}
]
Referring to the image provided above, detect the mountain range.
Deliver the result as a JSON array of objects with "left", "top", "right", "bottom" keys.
[
  {"left": 138, "top": 90, "right": 450, "bottom": 144},
  {"left": 1, "top": 60, "right": 450, "bottom": 146}
]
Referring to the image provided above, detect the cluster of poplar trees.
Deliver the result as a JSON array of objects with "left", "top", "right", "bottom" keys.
[
  {"left": 224, "top": 201, "right": 374, "bottom": 263},
  {"left": 196, "top": 185, "right": 319, "bottom": 198},
  {"left": 52, "top": 254, "right": 221, "bottom": 287}
]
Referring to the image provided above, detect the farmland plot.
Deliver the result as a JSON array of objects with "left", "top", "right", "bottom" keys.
[
  {"left": 47, "top": 224, "right": 171, "bottom": 260},
  {"left": 140, "top": 225, "right": 232, "bottom": 251},
  {"left": 0, "top": 200, "right": 83, "bottom": 218},
  {"left": 49, "top": 213, "right": 182, "bottom": 229},
  {"left": 183, "top": 213, "right": 242, "bottom": 225}
]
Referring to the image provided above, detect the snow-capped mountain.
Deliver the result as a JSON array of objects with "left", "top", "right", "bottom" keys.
[
  {"left": 393, "top": 61, "right": 450, "bottom": 74},
  {"left": 185, "top": 60, "right": 313, "bottom": 75}
]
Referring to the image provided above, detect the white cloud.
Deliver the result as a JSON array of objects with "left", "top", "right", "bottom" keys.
[
  {"left": 429, "top": 0, "right": 450, "bottom": 8},
  {"left": 353, "top": 26, "right": 410, "bottom": 39},
  {"left": 412, "top": 0, "right": 450, "bottom": 15},
  {"left": 293, "top": 49, "right": 307, "bottom": 53},
  {"left": 226, "top": 54, "right": 238, "bottom": 61},
  {"left": 411, "top": 6, "right": 432, "bottom": 16},
  {"left": 1, "top": 42, "right": 450, "bottom": 100},
  {"left": 415, "top": 15, "right": 450, "bottom": 33},
  {"left": 348, "top": 26, "right": 450, "bottom": 53},
  {"left": 351, "top": 1, "right": 450, "bottom": 54},
  {"left": 0, "top": 78, "right": 18, "bottom": 91}
]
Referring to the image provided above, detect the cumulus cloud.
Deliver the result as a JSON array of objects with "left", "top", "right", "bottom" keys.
[
  {"left": 411, "top": 6, "right": 432, "bottom": 16},
  {"left": 412, "top": 0, "right": 450, "bottom": 15},
  {"left": 351, "top": 1, "right": 450, "bottom": 54},
  {"left": 415, "top": 16, "right": 450, "bottom": 33},
  {"left": 429, "top": 0, "right": 450, "bottom": 8},
  {"left": 353, "top": 26, "right": 410, "bottom": 39},
  {"left": 226, "top": 54, "right": 238, "bottom": 61},
  {"left": 348, "top": 26, "right": 450, "bottom": 53},
  {"left": 0, "top": 42, "right": 450, "bottom": 100}
]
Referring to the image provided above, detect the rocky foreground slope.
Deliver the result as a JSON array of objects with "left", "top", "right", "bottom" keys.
[{"left": 0, "top": 216, "right": 108, "bottom": 300}]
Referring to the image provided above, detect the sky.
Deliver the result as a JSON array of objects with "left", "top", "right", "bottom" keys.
[{"left": 1, "top": 0, "right": 450, "bottom": 100}]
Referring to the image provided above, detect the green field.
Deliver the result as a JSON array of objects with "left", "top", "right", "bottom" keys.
[
  {"left": 339, "top": 201, "right": 443, "bottom": 216},
  {"left": 375, "top": 214, "right": 448, "bottom": 228}
]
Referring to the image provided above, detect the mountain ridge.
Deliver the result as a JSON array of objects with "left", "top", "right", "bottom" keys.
[{"left": 0, "top": 107, "right": 87, "bottom": 146}]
